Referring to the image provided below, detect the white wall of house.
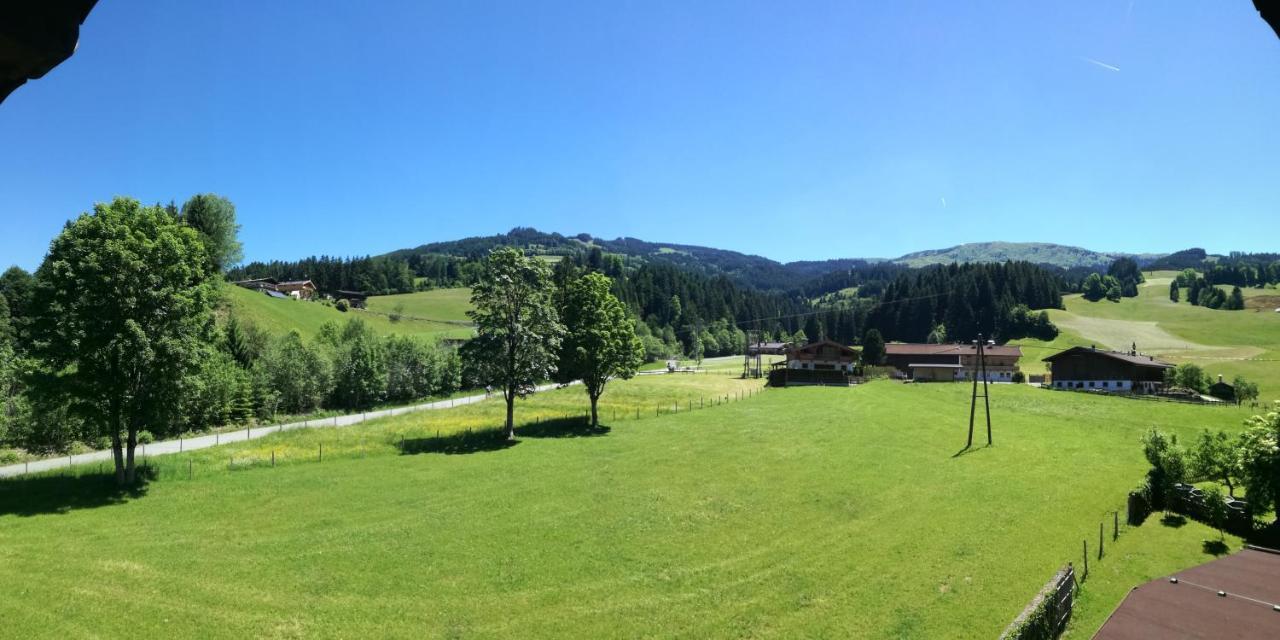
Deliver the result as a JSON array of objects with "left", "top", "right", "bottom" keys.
[
  {"left": 1052, "top": 379, "right": 1133, "bottom": 391},
  {"left": 787, "top": 360, "right": 855, "bottom": 372}
]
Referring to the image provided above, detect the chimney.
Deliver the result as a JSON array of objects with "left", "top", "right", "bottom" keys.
[
  {"left": 1090, "top": 344, "right": 1096, "bottom": 351},
  {"left": 1219, "top": 375, "right": 1224, "bottom": 384},
  {"left": 1131, "top": 342, "right": 1137, "bottom": 356}
]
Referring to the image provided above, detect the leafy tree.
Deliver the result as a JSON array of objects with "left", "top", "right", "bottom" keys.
[
  {"left": 255, "top": 331, "right": 332, "bottom": 414},
  {"left": 384, "top": 335, "right": 439, "bottom": 403},
  {"left": 926, "top": 323, "right": 947, "bottom": 344},
  {"left": 331, "top": 319, "right": 387, "bottom": 410},
  {"left": 1189, "top": 430, "right": 1240, "bottom": 497},
  {"left": 0, "top": 266, "right": 35, "bottom": 345},
  {"left": 27, "top": 197, "right": 216, "bottom": 485},
  {"left": 1238, "top": 405, "right": 1280, "bottom": 519},
  {"left": 179, "top": 194, "right": 244, "bottom": 273},
  {"left": 1081, "top": 273, "right": 1106, "bottom": 301},
  {"left": 1169, "top": 281, "right": 1180, "bottom": 303},
  {"left": 1171, "top": 363, "right": 1209, "bottom": 393},
  {"left": 862, "top": 329, "right": 885, "bottom": 365},
  {"left": 1107, "top": 257, "right": 1144, "bottom": 297},
  {"left": 1232, "top": 375, "right": 1259, "bottom": 405},
  {"left": 1202, "top": 484, "right": 1228, "bottom": 540},
  {"left": 461, "top": 248, "right": 564, "bottom": 439},
  {"left": 1142, "top": 428, "right": 1185, "bottom": 511},
  {"left": 558, "top": 272, "right": 644, "bottom": 427}
]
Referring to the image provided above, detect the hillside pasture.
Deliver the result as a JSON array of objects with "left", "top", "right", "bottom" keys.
[
  {"left": 364, "top": 287, "right": 474, "bottom": 324},
  {"left": 0, "top": 379, "right": 1254, "bottom": 639},
  {"left": 1015, "top": 271, "right": 1280, "bottom": 396},
  {"left": 222, "top": 284, "right": 472, "bottom": 341}
]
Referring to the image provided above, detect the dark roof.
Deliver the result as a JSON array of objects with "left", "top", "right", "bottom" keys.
[
  {"left": 884, "top": 343, "right": 1023, "bottom": 358},
  {"left": 787, "top": 340, "right": 860, "bottom": 358},
  {"left": 0, "top": 2, "right": 97, "bottom": 104},
  {"left": 234, "top": 277, "right": 278, "bottom": 285},
  {"left": 1094, "top": 546, "right": 1280, "bottom": 639},
  {"left": 909, "top": 363, "right": 963, "bottom": 369},
  {"left": 276, "top": 280, "right": 315, "bottom": 289},
  {"left": 1041, "top": 346, "right": 1173, "bottom": 368}
]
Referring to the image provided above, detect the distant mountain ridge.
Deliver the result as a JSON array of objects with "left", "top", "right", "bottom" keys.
[
  {"left": 893, "top": 242, "right": 1165, "bottom": 270},
  {"left": 385, "top": 229, "right": 1183, "bottom": 290}
]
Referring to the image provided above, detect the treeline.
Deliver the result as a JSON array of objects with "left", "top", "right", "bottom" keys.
[
  {"left": 228, "top": 255, "right": 417, "bottom": 295},
  {"left": 1, "top": 196, "right": 461, "bottom": 468},
  {"left": 865, "top": 262, "right": 1063, "bottom": 343},
  {"left": 1170, "top": 269, "right": 1245, "bottom": 311}
]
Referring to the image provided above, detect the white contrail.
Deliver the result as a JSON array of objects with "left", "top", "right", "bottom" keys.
[
  {"left": 940, "top": 197, "right": 947, "bottom": 208},
  {"left": 1081, "top": 57, "right": 1121, "bottom": 72}
]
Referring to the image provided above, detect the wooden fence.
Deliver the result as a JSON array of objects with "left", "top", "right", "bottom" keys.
[{"left": 999, "top": 564, "right": 1076, "bottom": 640}]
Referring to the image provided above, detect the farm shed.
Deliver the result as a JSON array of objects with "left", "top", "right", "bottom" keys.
[
  {"left": 1093, "top": 545, "right": 1280, "bottom": 639},
  {"left": 883, "top": 343, "right": 1022, "bottom": 382},
  {"left": 1042, "top": 346, "right": 1172, "bottom": 393}
]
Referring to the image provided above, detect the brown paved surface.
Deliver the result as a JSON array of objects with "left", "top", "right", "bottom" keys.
[{"left": 1093, "top": 546, "right": 1280, "bottom": 639}]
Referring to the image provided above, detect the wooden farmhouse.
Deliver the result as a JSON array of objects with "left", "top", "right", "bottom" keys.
[
  {"left": 768, "top": 340, "right": 860, "bottom": 386},
  {"left": 1042, "top": 346, "right": 1173, "bottom": 393},
  {"left": 275, "top": 280, "right": 317, "bottom": 300},
  {"left": 883, "top": 343, "right": 1023, "bottom": 382},
  {"left": 746, "top": 341, "right": 791, "bottom": 356},
  {"left": 335, "top": 290, "right": 369, "bottom": 309}
]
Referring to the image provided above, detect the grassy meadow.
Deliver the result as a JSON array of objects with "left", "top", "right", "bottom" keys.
[
  {"left": 364, "top": 287, "right": 473, "bottom": 324},
  {"left": 0, "top": 376, "right": 1256, "bottom": 639},
  {"left": 1012, "top": 270, "right": 1280, "bottom": 396},
  {"left": 222, "top": 284, "right": 473, "bottom": 341}
]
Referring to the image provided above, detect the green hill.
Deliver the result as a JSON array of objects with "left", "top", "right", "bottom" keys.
[
  {"left": 1012, "top": 270, "right": 1280, "bottom": 397},
  {"left": 894, "top": 242, "right": 1162, "bottom": 270},
  {"left": 221, "top": 284, "right": 472, "bottom": 341},
  {"left": 0, "top": 380, "right": 1251, "bottom": 638}
]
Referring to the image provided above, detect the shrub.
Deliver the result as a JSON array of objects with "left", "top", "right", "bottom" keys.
[
  {"left": 0, "top": 449, "right": 21, "bottom": 464},
  {"left": 335, "top": 299, "right": 350, "bottom": 312},
  {"left": 1012, "top": 371, "right": 1026, "bottom": 384},
  {"left": 92, "top": 435, "right": 112, "bottom": 451},
  {"left": 137, "top": 430, "right": 155, "bottom": 445}
]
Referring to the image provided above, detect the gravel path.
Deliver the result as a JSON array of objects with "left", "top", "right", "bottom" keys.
[{"left": 0, "top": 382, "right": 575, "bottom": 478}]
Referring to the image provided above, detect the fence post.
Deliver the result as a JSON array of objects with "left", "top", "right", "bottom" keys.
[
  {"left": 180, "top": 435, "right": 183, "bottom": 452},
  {"left": 188, "top": 460, "right": 193, "bottom": 480},
  {"left": 216, "top": 432, "right": 219, "bottom": 445},
  {"left": 1099, "top": 522, "right": 1104, "bottom": 559},
  {"left": 1083, "top": 540, "right": 1088, "bottom": 577},
  {"left": 1114, "top": 511, "right": 1119, "bottom": 541},
  {"left": 319, "top": 443, "right": 323, "bottom": 462}
]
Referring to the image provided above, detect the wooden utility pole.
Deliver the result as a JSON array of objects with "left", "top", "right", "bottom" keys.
[{"left": 967, "top": 334, "right": 993, "bottom": 448}]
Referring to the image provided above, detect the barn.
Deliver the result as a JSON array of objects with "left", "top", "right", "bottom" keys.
[
  {"left": 767, "top": 340, "right": 860, "bottom": 386},
  {"left": 1042, "top": 346, "right": 1173, "bottom": 393}
]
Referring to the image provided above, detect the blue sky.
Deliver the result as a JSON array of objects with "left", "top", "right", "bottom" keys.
[{"left": 1, "top": 1, "right": 1277, "bottom": 270}]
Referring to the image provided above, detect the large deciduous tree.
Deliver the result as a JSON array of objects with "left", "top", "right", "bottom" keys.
[
  {"left": 558, "top": 272, "right": 644, "bottom": 428},
  {"left": 180, "top": 193, "right": 244, "bottom": 273},
  {"left": 28, "top": 197, "right": 216, "bottom": 485},
  {"left": 462, "top": 248, "right": 563, "bottom": 439},
  {"left": 1237, "top": 406, "right": 1280, "bottom": 519}
]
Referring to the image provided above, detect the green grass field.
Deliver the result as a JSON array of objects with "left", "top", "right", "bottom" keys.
[
  {"left": 0, "top": 378, "right": 1254, "bottom": 638},
  {"left": 1012, "top": 271, "right": 1280, "bottom": 397},
  {"left": 364, "top": 288, "right": 474, "bottom": 324},
  {"left": 222, "top": 285, "right": 473, "bottom": 341}
]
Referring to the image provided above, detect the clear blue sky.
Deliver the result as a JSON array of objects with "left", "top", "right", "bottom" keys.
[{"left": 2, "top": 1, "right": 1277, "bottom": 271}]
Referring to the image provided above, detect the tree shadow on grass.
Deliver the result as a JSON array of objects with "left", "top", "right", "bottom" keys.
[
  {"left": 398, "top": 430, "right": 520, "bottom": 456},
  {"left": 516, "top": 417, "right": 610, "bottom": 439},
  {"left": 0, "top": 467, "right": 153, "bottom": 518},
  {"left": 1202, "top": 539, "right": 1230, "bottom": 556},
  {"left": 951, "top": 444, "right": 993, "bottom": 458},
  {"left": 1161, "top": 514, "right": 1187, "bottom": 528}
]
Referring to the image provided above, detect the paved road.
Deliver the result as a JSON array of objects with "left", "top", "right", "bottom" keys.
[{"left": 0, "top": 382, "right": 576, "bottom": 478}]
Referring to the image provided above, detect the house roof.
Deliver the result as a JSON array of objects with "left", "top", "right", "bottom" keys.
[
  {"left": 276, "top": 280, "right": 315, "bottom": 289},
  {"left": 909, "top": 363, "right": 964, "bottom": 369},
  {"left": 884, "top": 343, "right": 1023, "bottom": 358},
  {"left": 234, "top": 277, "right": 278, "bottom": 285},
  {"left": 1093, "top": 546, "right": 1280, "bottom": 639},
  {"left": 750, "top": 342, "right": 790, "bottom": 349},
  {"left": 787, "top": 340, "right": 860, "bottom": 359},
  {"left": 1041, "top": 346, "right": 1174, "bottom": 368}
]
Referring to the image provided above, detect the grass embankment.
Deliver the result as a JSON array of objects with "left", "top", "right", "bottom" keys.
[
  {"left": 0, "top": 381, "right": 1255, "bottom": 638},
  {"left": 364, "top": 288, "right": 473, "bottom": 324},
  {"left": 1012, "top": 271, "right": 1280, "bottom": 396},
  {"left": 221, "top": 284, "right": 473, "bottom": 341}
]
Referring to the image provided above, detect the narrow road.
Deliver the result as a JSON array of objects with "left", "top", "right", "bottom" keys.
[{"left": 0, "top": 382, "right": 577, "bottom": 478}]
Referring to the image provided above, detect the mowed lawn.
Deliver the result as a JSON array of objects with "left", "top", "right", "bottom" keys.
[
  {"left": 1012, "top": 271, "right": 1280, "bottom": 397},
  {"left": 0, "top": 380, "right": 1255, "bottom": 638},
  {"left": 222, "top": 284, "right": 472, "bottom": 341}
]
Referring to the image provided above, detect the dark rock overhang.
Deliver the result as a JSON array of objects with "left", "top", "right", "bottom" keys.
[{"left": 0, "top": 1, "right": 98, "bottom": 105}]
